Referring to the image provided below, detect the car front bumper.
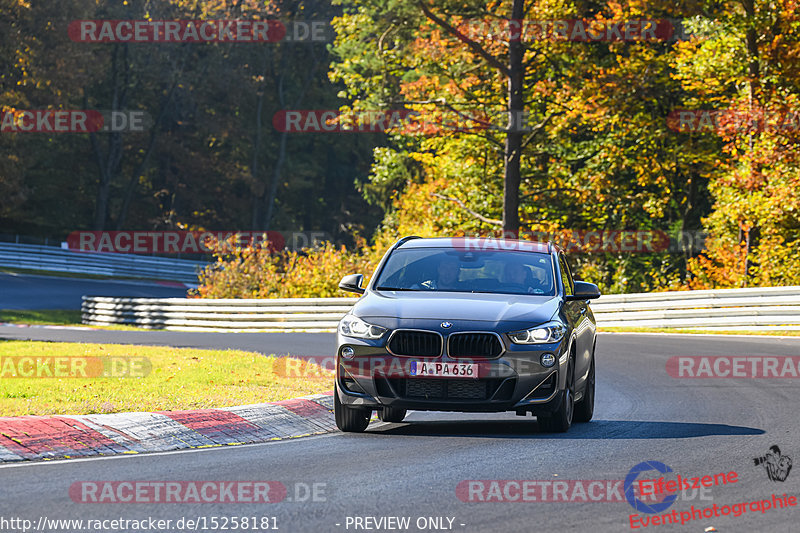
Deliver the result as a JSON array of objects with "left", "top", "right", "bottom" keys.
[{"left": 336, "top": 329, "right": 570, "bottom": 415}]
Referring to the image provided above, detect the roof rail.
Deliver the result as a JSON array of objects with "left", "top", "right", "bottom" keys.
[{"left": 393, "top": 235, "right": 423, "bottom": 249}]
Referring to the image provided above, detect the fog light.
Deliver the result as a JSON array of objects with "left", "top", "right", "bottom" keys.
[
  {"left": 341, "top": 346, "right": 355, "bottom": 359},
  {"left": 541, "top": 353, "right": 556, "bottom": 368}
]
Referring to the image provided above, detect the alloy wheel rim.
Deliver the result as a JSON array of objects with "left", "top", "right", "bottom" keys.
[{"left": 566, "top": 361, "right": 574, "bottom": 423}]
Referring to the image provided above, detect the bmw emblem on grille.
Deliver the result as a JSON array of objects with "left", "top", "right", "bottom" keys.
[{"left": 441, "top": 322, "right": 453, "bottom": 329}]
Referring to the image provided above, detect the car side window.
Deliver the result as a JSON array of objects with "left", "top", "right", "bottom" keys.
[{"left": 558, "top": 254, "right": 574, "bottom": 296}]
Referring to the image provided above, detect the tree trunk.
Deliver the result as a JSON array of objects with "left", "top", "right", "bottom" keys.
[
  {"left": 116, "top": 81, "right": 177, "bottom": 230},
  {"left": 502, "top": 0, "right": 525, "bottom": 237},
  {"left": 250, "top": 68, "right": 267, "bottom": 230},
  {"left": 262, "top": 130, "right": 288, "bottom": 230},
  {"left": 90, "top": 44, "right": 128, "bottom": 230},
  {"left": 258, "top": 45, "right": 319, "bottom": 230},
  {"left": 742, "top": 0, "right": 760, "bottom": 285}
]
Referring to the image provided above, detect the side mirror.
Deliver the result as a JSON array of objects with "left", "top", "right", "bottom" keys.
[
  {"left": 339, "top": 274, "right": 365, "bottom": 295},
  {"left": 566, "top": 281, "right": 601, "bottom": 301}
]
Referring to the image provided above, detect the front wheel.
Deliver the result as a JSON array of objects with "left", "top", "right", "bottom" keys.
[
  {"left": 378, "top": 406, "right": 407, "bottom": 423},
  {"left": 334, "top": 385, "right": 371, "bottom": 432},
  {"left": 574, "top": 355, "right": 595, "bottom": 423},
  {"left": 538, "top": 357, "right": 574, "bottom": 433}
]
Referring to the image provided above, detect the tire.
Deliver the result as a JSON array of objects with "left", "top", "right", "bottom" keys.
[
  {"left": 378, "top": 406, "right": 407, "bottom": 423},
  {"left": 574, "top": 354, "right": 595, "bottom": 423},
  {"left": 334, "top": 385, "right": 371, "bottom": 432},
  {"left": 538, "top": 357, "right": 574, "bottom": 433}
]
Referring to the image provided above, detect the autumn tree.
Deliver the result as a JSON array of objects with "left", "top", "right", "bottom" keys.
[{"left": 678, "top": 0, "right": 800, "bottom": 288}]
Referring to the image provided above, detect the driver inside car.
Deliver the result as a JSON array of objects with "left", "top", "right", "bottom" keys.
[{"left": 415, "top": 255, "right": 461, "bottom": 290}]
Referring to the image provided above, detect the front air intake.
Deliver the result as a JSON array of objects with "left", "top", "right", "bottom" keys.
[
  {"left": 387, "top": 330, "right": 442, "bottom": 357},
  {"left": 447, "top": 332, "right": 504, "bottom": 359}
]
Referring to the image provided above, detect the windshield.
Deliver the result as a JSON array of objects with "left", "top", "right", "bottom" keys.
[{"left": 374, "top": 248, "right": 555, "bottom": 296}]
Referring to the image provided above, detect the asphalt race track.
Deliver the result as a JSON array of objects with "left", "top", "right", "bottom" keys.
[
  {"left": 0, "top": 272, "right": 190, "bottom": 310},
  {"left": 1, "top": 332, "right": 798, "bottom": 532},
  {"left": 0, "top": 327, "right": 335, "bottom": 357}
]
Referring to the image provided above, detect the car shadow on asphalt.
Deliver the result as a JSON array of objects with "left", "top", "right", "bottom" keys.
[{"left": 369, "top": 419, "right": 765, "bottom": 439}]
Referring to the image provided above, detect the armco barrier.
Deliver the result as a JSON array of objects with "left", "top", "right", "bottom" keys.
[
  {"left": 82, "top": 296, "right": 358, "bottom": 331},
  {"left": 82, "top": 286, "right": 800, "bottom": 332},
  {"left": 591, "top": 286, "right": 800, "bottom": 330},
  {"left": 0, "top": 242, "right": 205, "bottom": 283}
]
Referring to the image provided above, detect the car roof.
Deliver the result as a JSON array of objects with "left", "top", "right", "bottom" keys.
[{"left": 396, "top": 236, "right": 556, "bottom": 254}]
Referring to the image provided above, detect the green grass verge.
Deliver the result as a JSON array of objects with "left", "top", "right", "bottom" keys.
[
  {"left": 0, "top": 309, "right": 155, "bottom": 331},
  {"left": 0, "top": 309, "right": 83, "bottom": 326},
  {"left": 0, "top": 341, "right": 333, "bottom": 416},
  {"left": 601, "top": 327, "right": 800, "bottom": 336}
]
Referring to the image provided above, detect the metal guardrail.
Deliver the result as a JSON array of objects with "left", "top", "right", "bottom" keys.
[
  {"left": 591, "top": 286, "right": 800, "bottom": 330},
  {"left": 0, "top": 242, "right": 205, "bottom": 284},
  {"left": 82, "top": 286, "right": 800, "bottom": 332},
  {"left": 82, "top": 296, "right": 357, "bottom": 331}
]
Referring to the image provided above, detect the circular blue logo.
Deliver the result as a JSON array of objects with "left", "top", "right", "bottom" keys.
[
  {"left": 441, "top": 322, "right": 453, "bottom": 329},
  {"left": 624, "top": 461, "right": 677, "bottom": 514}
]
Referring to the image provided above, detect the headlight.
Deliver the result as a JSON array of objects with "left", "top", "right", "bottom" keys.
[
  {"left": 508, "top": 321, "right": 566, "bottom": 344},
  {"left": 338, "top": 315, "right": 387, "bottom": 339}
]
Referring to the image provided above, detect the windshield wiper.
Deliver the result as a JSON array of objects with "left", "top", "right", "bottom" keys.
[{"left": 376, "top": 286, "right": 419, "bottom": 291}]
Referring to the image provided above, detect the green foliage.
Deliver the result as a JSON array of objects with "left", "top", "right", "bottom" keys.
[
  {"left": 195, "top": 236, "right": 387, "bottom": 299},
  {"left": 5, "top": 0, "right": 800, "bottom": 296},
  {"left": 358, "top": 146, "right": 422, "bottom": 210},
  {"left": 679, "top": 1, "right": 800, "bottom": 288},
  {"left": 0, "top": 0, "right": 381, "bottom": 240}
]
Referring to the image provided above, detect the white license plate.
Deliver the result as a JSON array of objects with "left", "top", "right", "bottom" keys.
[{"left": 410, "top": 361, "right": 477, "bottom": 378}]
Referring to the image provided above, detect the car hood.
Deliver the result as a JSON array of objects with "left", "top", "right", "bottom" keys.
[{"left": 353, "top": 290, "right": 560, "bottom": 325}]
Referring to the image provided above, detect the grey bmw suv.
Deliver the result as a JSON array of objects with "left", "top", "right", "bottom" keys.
[{"left": 335, "top": 236, "right": 600, "bottom": 433}]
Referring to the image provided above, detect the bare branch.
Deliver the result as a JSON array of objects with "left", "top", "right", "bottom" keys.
[
  {"left": 520, "top": 187, "right": 578, "bottom": 198},
  {"left": 431, "top": 192, "right": 502, "bottom": 225},
  {"left": 519, "top": 110, "right": 560, "bottom": 151},
  {"left": 417, "top": 1, "right": 510, "bottom": 78}
]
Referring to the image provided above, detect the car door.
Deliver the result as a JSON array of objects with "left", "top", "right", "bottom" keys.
[{"left": 558, "top": 253, "right": 593, "bottom": 393}]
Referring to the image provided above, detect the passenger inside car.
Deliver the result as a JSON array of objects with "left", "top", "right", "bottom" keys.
[{"left": 501, "top": 262, "right": 552, "bottom": 294}]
